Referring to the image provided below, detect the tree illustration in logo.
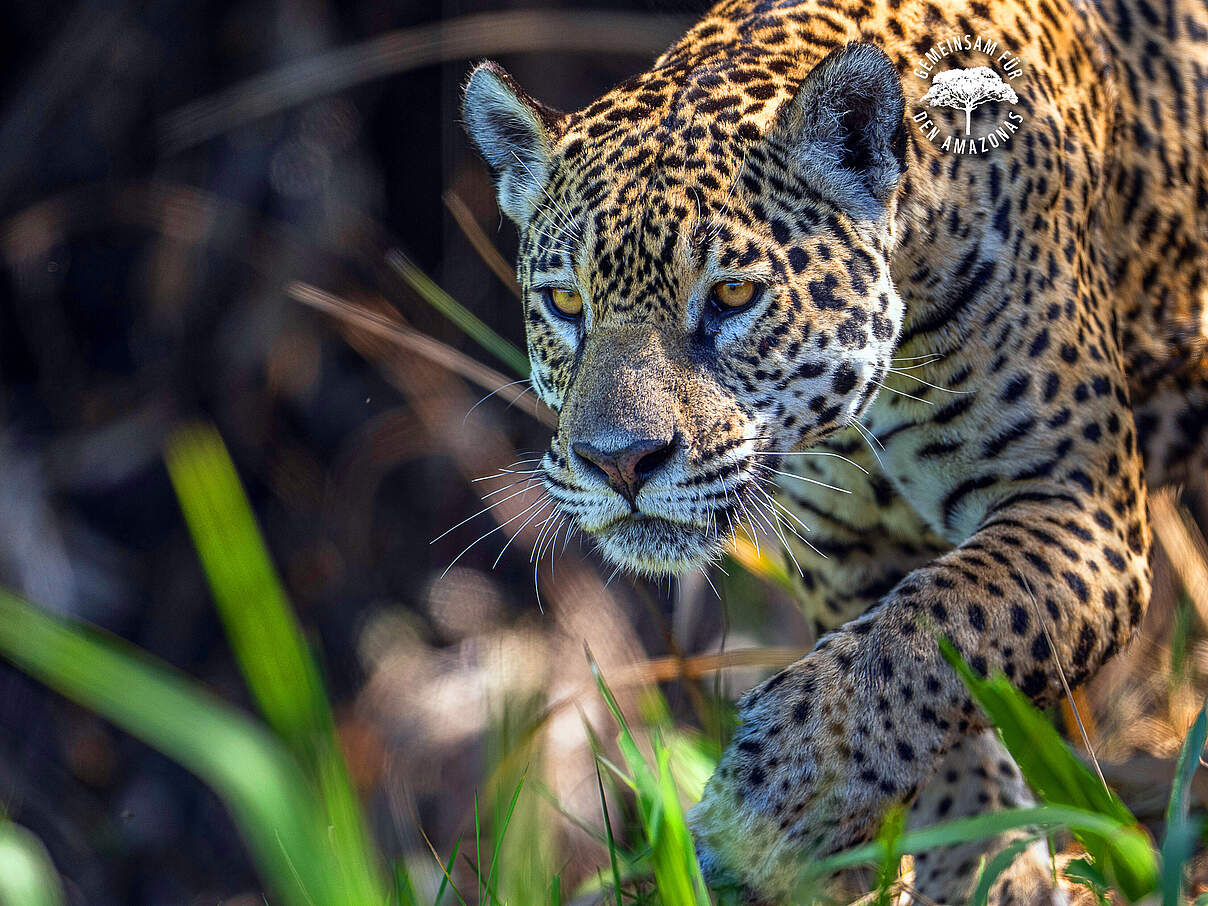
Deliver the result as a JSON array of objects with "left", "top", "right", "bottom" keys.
[{"left": 921, "top": 66, "right": 1019, "bottom": 135}]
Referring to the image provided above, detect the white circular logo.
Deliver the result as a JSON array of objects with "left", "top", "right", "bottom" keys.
[{"left": 912, "top": 35, "right": 1025, "bottom": 154}]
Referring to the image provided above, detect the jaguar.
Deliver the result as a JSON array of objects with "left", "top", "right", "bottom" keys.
[{"left": 461, "top": 0, "right": 1208, "bottom": 900}]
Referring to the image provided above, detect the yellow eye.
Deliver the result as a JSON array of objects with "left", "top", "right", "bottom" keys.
[
  {"left": 711, "top": 280, "right": 760, "bottom": 310},
  {"left": 546, "top": 287, "right": 583, "bottom": 318}
]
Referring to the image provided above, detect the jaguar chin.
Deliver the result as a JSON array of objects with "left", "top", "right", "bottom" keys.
[{"left": 589, "top": 513, "right": 722, "bottom": 576}]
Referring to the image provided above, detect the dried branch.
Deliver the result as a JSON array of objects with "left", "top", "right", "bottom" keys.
[
  {"left": 286, "top": 280, "right": 555, "bottom": 428},
  {"left": 160, "top": 10, "right": 691, "bottom": 152}
]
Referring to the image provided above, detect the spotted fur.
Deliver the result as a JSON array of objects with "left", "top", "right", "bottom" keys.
[{"left": 462, "top": 0, "right": 1208, "bottom": 900}]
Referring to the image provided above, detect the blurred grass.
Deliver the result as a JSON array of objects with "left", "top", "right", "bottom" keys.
[
  {"left": 388, "top": 250, "right": 530, "bottom": 378},
  {"left": 0, "top": 820, "right": 65, "bottom": 906},
  {"left": 0, "top": 586, "right": 368, "bottom": 906},
  {"left": 158, "top": 9, "right": 693, "bottom": 152},
  {"left": 1163, "top": 704, "right": 1208, "bottom": 905},
  {"left": 165, "top": 423, "right": 386, "bottom": 902},
  {"left": 165, "top": 423, "right": 333, "bottom": 755}
]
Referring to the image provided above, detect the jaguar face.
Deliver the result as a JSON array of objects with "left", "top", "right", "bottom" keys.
[{"left": 463, "top": 43, "right": 908, "bottom": 574}]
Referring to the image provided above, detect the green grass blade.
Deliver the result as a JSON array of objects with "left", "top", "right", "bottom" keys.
[
  {"left": 164, "top": 423, "right": 387, "bottom": 904},
  {"left": 596, "top": 762, "right": 625, "bottom": 905},
  {"left": 314, "top": 734, "right": 390, "bottom": 903},
  {"left": 164, "top": 423, "right": 331, "bottom": 750},
  {"left": 532, "top": 778, "right": 609, "bottom": 847},
  {"left": 656, "top": 737, "right": 711, "bottom": 905},
  {"left": 806, "top": 804, "right": 1149, "bottom": 875},
  {"left": 1159, "top": 820, "right": 1201, "bottom": 906},
  {"left": 392, "top": 863, "right": 421, "bottom": 906},
  {"left": 0, "top": 821, "right": 65, "bottom": 906},
  {"left": 389, "top": 252, "right": 530, "bottom": 378},
  {"left": 0, "top": 589, "right": 346, "bottom": 906},
  {"left": 589, "top": 653, "right": 659, "bottom": 796},
  {"left": 486, "top": 769, "right": 528, "bottom": 900},
  {"left": 433, "top": 836, "right": 467, "bottom": 906},
  {"left": 597, "top": 755, "right": 637, "bottom": 792},
  {"left": 461, "top": 851, "right": 507, "bottom": 905},
  {"left": 1165, "top": 699, "right": 1207, "bottom": 833},
  {"left": 1160, "top": 700, "right": 1208, "bottom": 906},
  {"left": 474, "top": 792, "right": 483, "bottom": 905},
  {"left": 873, "top": 806, "right": 905, "bottom": 906},
  {"left": 589, "top": 652, "right": 709, "bottom": 906},
  {"left": 1064, "top": 856, "right": 1113, "bottom": 905},
  {"left": 940, "top": 640, "right": 1158, "bottom": 901}
]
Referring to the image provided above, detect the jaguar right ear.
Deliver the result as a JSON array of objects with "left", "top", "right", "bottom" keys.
[
  {"left": 770, "top": 42, "right": 907, "bottom": 221},
  {"left": 462, "top": 62, "right": 565, "bottom": 228}
]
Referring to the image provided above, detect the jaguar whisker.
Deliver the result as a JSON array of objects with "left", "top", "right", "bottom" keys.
[
  {"left": 762, "top": 496, "right": 826, "bottom": 559},
  {"left": 756, "top": 463, "right": 852, "bottom": 494},
  {"left": 509, "top": 151, "right": 582, "bottom": 239},
  {"left": 870, "top": 378, "right": 934, "bottom": 406},
  {"left": 432, "top": 479, "right": 544, "bottom": 544},
  {"left": 464, "top": 378, "right": 533, "bottom": 423},
  {"left": 749, "top": 473, "right": 815, "bottom": 536},
  {"left": 758, "top": 495, "right": 805, "bottom": 577},
  {"left": 704, "top": 152, "right": 749, "bottom": 244},
  {"left": 730, "top": 478, "right": 764, "bottom": 558},
  {"left": 744, "top": 448, "right": 871, "bottom": 474},
  {"left": 480, "top": 473, "right": 542, "bottom": 500},
  {"left": 441, "top": 494, "right": 548, "bottom": 579},
  {"left": 526, "top": 502, "right": 561, "bottom": 552},
  {"left": 891, "top": 352, "right": 945, "bottom": 363},
  {"left": 491, "top": 497, "right": 555, "bottom": 569},
  {"left": 886, "top": 368, "right": 975, "bottom": 395},
  {"left": 747, "top": 481, "right": 812, "bottom": 567},
  {"left": 849, "top": 419, "right": 885, "bottom": 469},
  {"left": 888, "top": 358, "right": 943, "bottom": 372}
]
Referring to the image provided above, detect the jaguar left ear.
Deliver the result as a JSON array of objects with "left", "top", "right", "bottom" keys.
[
  {"left": 462, "top": 61, "right": 565, "bottom": 228},
  {"left": 771, "top": 42, "right": 907, "bottom": 219}
]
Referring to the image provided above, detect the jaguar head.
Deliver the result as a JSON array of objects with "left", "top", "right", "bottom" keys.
[{"left": 462, "top": 43, "right": 907, "bottom": 575}]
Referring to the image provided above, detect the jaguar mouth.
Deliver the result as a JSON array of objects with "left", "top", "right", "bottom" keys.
[{"left": 591, "top": 513, "right": 721, "bottom": 575}]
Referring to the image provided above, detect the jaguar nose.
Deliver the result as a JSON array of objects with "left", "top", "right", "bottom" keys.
[{"left": 572, "top": 434, "right": 679, "bottom": 508}]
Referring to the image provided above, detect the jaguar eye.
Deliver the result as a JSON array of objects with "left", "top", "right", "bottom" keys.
[
  {"left": 710, "top": 280, "right": 761, "bottom": 311},
  {"left": 545, "top": 287, "right": 583, "bottom": 319}
]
